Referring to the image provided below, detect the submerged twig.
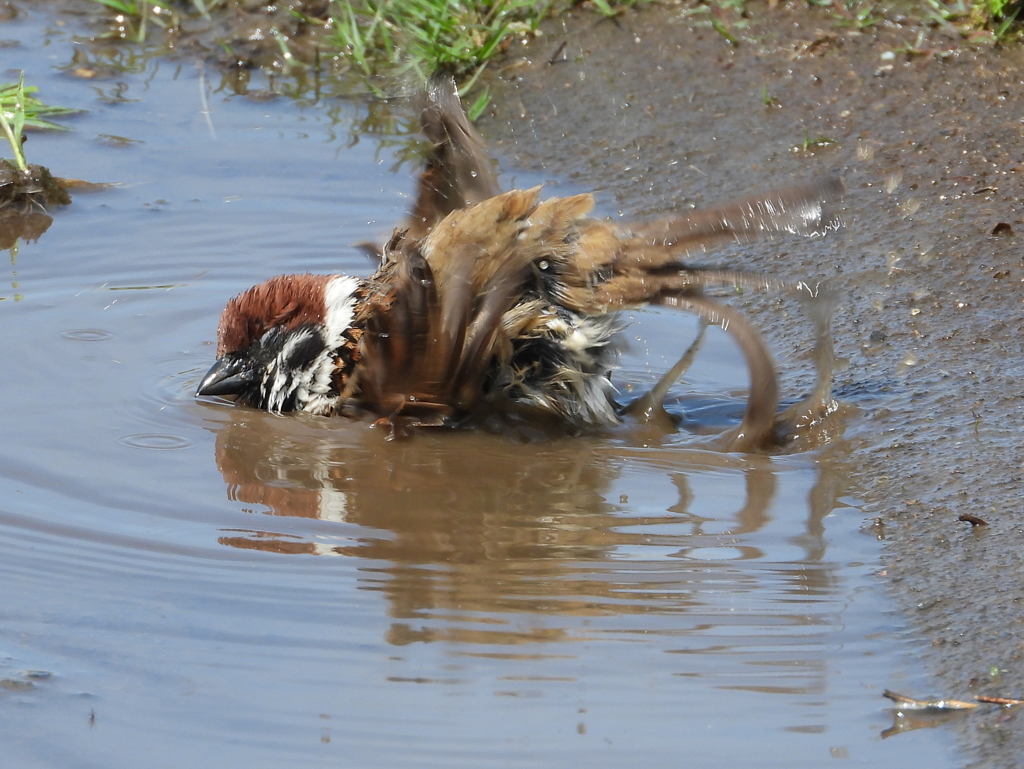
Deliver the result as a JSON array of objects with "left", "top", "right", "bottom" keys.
[
  {"left": 975, "top": 695, "right": 1024, "bottom": 706},
  {"left": 883, "top": 689, "right": 979, "bottom": 711}
]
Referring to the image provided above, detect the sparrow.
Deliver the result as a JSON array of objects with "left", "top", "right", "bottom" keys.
[{"left": 197, "top": 79, "right": 842, "bottom": 449}]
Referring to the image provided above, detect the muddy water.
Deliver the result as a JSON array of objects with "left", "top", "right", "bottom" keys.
[{"left": 1, "top": 8, "right": 958, "bottom": 768}]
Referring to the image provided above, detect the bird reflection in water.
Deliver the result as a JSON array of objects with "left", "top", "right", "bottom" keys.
[{"left": 208, "top": 406, "right": 852, "bottom": 650}]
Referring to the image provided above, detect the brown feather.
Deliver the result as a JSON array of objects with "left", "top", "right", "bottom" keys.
[
  {"left": 357, "top": 191, "right": 548, "bottom": 424},
  {"left": 406, "top": 78, "right": 501, "bottom": 240},
  {"left": 216, "top": 273, "right": 333, "bottom": 357}
]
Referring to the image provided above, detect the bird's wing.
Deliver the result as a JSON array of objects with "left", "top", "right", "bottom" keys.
[
  {"left": 406, "top": 77, "right": 501, "bottom": 239},
  {"left": 614, "top": 177, "right": 844, "bottom": 271}
]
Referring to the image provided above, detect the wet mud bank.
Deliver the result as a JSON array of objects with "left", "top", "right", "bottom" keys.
[{"left": 480, "top": 6, "right": 1024, "bottom": 763}]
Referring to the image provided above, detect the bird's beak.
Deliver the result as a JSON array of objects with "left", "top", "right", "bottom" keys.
[{"left": 196, "top": 356, "right": 251, "bottom": 397}]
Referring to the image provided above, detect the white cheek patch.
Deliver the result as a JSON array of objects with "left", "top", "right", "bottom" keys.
[
  {"left": 323, "top": 276, "right": 360, "bottom": 348},
  {"left": 294, "top": 276, "right": 360, "bottom": 415},
  {"left": 256, "top": 276, "right": 361, "bottom": 416},
  {"left": 297, "top": 348, "right": 338, "bottom": 415}
]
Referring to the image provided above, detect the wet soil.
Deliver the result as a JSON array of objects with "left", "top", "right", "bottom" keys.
[
  {"left": 477, "top": 5, "right": 1024, "bottom": 764},
  {"left": 0, "top": 160, "right": 71, "bottom": 208}
]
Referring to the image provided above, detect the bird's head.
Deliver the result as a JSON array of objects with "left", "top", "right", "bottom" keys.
[{"left": 196, "top": 273, "right": 364, "bottom": 415}]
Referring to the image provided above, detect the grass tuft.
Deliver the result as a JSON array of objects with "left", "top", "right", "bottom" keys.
[
  {"left": 0, "top": 75, "right": 28, "bottom": 172},
  {"left": 1, "top": 75, "right": 77, "bottom": 170},
  {"left": 329, "top": 1, "right": 548, "bottom": 90},
  {"left": 326, "top": 0, "right": 552, "bottom": 112},
  {"left": 88, "top": 0, "right": 223, "bottom": 41}
]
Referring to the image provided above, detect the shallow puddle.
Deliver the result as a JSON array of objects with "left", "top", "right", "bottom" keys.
[{"left": 1, "top": 9, "right": 958, "bottom": 767}]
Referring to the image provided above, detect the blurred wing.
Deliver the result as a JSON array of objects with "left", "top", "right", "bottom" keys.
[
  {"left": 406, "top": 78, "right": 501, "bottom": 239},
  {"left": 356, "top": 242, "right": 449, "bottom": 424},
  {"left": 358, "top": 191, "right": 544, "bottom": 425},
  {"left": 657, "top": 294, "right": 780, "bottom": 452},
  {"left": 617, "top": 177, "right": 844, "bottom": 270}
]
